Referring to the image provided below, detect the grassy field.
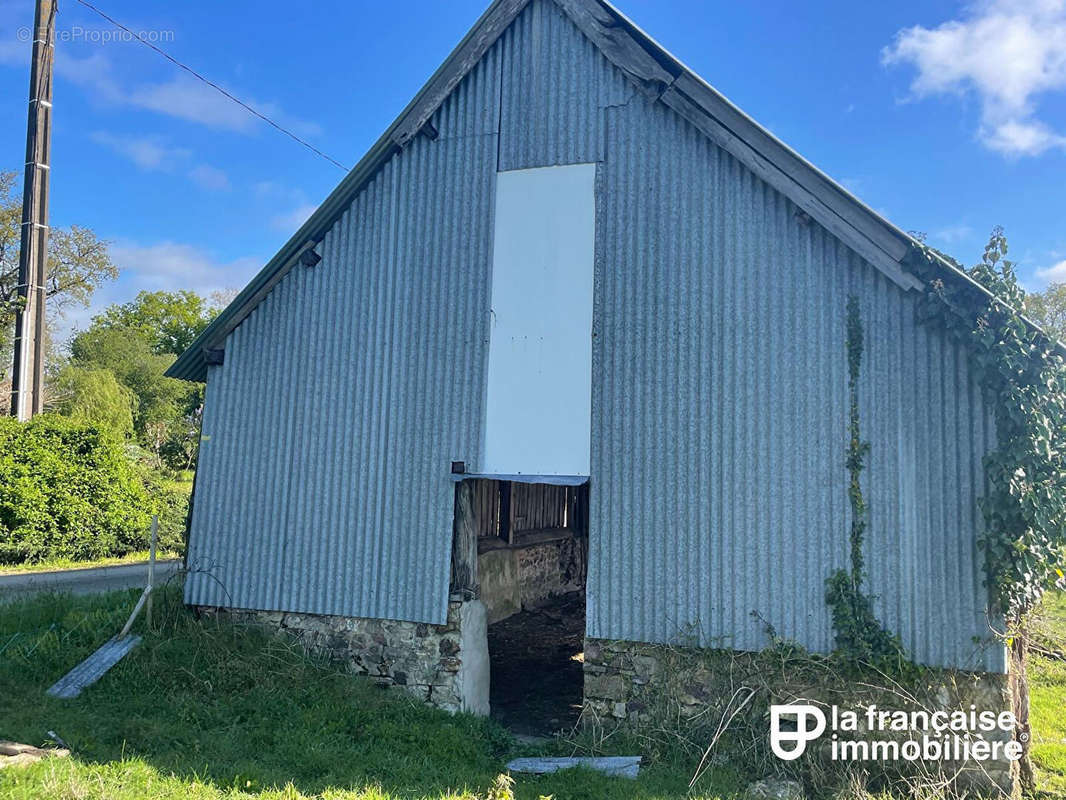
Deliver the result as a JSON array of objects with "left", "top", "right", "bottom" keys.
[
  {"left": 3, "top": 588, "right": 1066, "bottom": 799},
  {"left": 1031, "top": 592, "right": 1066, "bottom": 797},
  {"left": 0, "top": 588, "right": 740, "bottom": 800}
]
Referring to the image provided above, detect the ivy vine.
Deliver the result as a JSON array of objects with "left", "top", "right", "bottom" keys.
[
  {"left": 904, "top": 228, "right": 1066, "bottom": 624},
  {"left": 825, "top": 296, "right": 905, "bottom": 663}
]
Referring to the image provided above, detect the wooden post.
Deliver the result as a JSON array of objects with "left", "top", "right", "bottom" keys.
[
  {"left": 498, "top": 481, "right": 512, "bottom": 544},
  {"left": 1011, "top": 632, "right": 1034, "bottom": 793},
  {"left": 119, "top": 517, "right": 158, "bottom": 638},
  {"left": 451, "top": 480, "right": 478, "bottom": 598},
  {"left": 145, "top": 516, "right": 158, "bottom": 630}
]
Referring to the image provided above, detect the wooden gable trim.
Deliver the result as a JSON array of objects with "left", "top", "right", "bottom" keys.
[
  {"left": 555, "top": 0, "right": 922, "bottom": 291},
  {"left": 392, "top": 0, "right": 531, "bottom": 148},
  {"left": 170, "top": 0, "right": 944, "bottom": 382}
]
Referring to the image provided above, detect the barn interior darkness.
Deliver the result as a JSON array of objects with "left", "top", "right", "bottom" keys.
[{"left": 463, "top": 479, "right": 589, "bottom": 734}]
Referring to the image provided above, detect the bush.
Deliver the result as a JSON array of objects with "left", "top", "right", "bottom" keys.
[
  {"left": 0, "top": 415, "right": 154, "bottom": 564},
  {"left": 123, "top": 443, "right": 191, "bottom": 555},
  {"left": 145, "top": 475, "right": 191, "bottom": 554}
]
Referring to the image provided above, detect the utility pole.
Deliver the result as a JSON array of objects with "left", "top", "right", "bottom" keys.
[{"left": 10, "top": 0, "right": 56, "bottom": 420}]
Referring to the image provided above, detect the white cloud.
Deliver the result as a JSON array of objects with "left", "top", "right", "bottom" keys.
[
  {"left": 271, "top": 203, "right": 317, "bottom": 233},
  {"left": 55, "top": 50, "right": 124, "bottom": 103},
  {"left": 107, "top": 241, "right": 259, "bottom": 294},
  {"left": 46, "top": 45, "right": 319, "bottom": 136},
  {"left": 252, "top": 180, "right": 286, "bottom": 198},
  {"left": 54, "top": 241, "right": 260, "bottom": 343},
  {"left": 982, "top": 118, "right": 1066, "bottom": 155},
  {"left": 255, "top": 183, "right": 318, "bottom": 232},
  {"left": 90, "top": 131, "right": 190, "bottom": 171},
  {"left": 933, "top": 223, "right": 975, "bottom": 244},
  {"left": 883, "top": 0, "right": 1066, "bottom": 156},
  {"left": 90, "top": 130, "right": 230, "bottom": 191},
  {"left": 0, "top": 0, "right": 31, "bottom": 66},
  {"left": 1036, "top": 258, "right": 1066, "bottom": 281},
  {"left": 189, "top": 164, "right": 231, "bottom": 191},
  {"left": 128, "top": 75, "right": 259, "bottom": 133}
]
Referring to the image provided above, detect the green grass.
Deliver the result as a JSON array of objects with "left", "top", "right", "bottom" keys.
[
  {"left": 1031, "top": 591, "right": 1066, "bottom": 797},
  {"left": 5, "top": 587, "right": 1066, "bottom": 799},
  {"left": 0, "top": 588, "right": 740, "bottom": 799},
  {"left": 0, "top": 550, "right": 183, "bottom": 575}
]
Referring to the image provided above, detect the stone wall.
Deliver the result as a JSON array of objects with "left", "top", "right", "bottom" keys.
[
  {"left": 197, "top": 598, "right": 489, "bottom": 715},
  {"left": 583, "top": 638, "right": 1019, "bottom": 797},
  {"left": 478, "top": 548, "right": 520, "bottom": 623},
  {"left": 517, "top": 533, "right": 586, "bottom": 608},
  {"left": 478, "top": 531, "right": 587, "bottom": 624}
]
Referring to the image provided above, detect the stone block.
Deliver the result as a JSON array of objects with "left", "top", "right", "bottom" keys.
[
  {"left": 631, "top": 654, "right": 659, "bottom": 679},
  {"left": 439, "top": 656, "right": 461, "bottom": 672},
  {"left": 585, "top": 673, "right": 625, "bottom": 700},
  {"left": 584, "top": 639, "right": 602, "bottom": 662}
]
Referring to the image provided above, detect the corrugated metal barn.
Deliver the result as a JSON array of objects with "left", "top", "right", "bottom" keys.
[{"left": 169, "top": 0, "right": 1007, "bottom": 714}]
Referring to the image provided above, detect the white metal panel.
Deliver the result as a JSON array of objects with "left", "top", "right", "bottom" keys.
[{"left": 483, "top": 163, "right": 595, "bottom": 476}]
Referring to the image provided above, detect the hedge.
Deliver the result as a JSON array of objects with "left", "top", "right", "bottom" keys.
[{"left": 0, "top": 415, "right": 155, "bottom": 564}]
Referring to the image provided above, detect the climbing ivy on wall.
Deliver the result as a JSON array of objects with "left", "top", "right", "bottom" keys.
[
  {"left": 906, "top": 229, "right": 1066, "bottom": 624},
  {"left": 825, "top": 296, "right": 905, "bottom": 664},
  {"left": 822, "top": 228, "right": 1066, "bottom": 663}
]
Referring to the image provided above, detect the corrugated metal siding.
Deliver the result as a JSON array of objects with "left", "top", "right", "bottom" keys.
[
  {"left": 585, "top": 95, "right": 1002, "bottom": 672},
  {"left": 185, "top": 50, "right": 502, "bottom": 622},
  {"left": 188, "top": 0, "right": 1001, "bottom": 670},
  {"left": 497, "top": 0, "right": 633, "bottom": 170}
]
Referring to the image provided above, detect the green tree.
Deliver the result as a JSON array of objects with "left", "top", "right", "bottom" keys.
[
  {"left": 51, "top": 365, "right": 135, "bottom": 437},
  {"left": 93, "top": 289, "right": 218, "bottom": 356},
  {"left": 0, "top": 170, "right": 118, "bottom": 375},
  {"left": 64, "top": 288, "right": 227, "bottom": 468},
  {"left": 68, "top": 326, "right": 191, "bottom": 436},
  {"left": 1026, "top": 282, "right": 1066, "bottom": 345}
]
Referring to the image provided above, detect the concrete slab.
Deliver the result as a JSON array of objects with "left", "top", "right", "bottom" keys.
[{"left": 506, "top": 756, "right": 641, "bottom": 778}]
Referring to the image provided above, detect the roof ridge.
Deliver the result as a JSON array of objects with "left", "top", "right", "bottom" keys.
[{"left": 167, "top": 0, "right": 1010, "bottom": 381}]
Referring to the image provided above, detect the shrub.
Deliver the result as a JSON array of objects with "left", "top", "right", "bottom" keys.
[
  {"left": 123, "top": 443, "right": 190, "bottom": 555},
  {"left": 144, "top": 474, "right": 191, "bottom": 554},
  {"left": 0, "top": 415, "right": 154, "bottom": 564}
]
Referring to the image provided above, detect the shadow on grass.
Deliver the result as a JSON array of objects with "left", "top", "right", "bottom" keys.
[{"left": 0, "top": 585, "right": 740, "bottom": 800}]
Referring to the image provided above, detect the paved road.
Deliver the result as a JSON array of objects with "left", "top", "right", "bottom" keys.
[{"left": 0, "top": 559, "right": 182, "bottom": 601}]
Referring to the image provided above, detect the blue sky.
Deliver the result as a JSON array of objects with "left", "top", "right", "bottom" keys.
[{"left": 1, "top": 0, "right": 1065, "bottom": 338}]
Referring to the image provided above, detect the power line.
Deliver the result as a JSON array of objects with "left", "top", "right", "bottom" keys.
[{"left": 72, "top": 0, "right": 350, "bottom": 172}]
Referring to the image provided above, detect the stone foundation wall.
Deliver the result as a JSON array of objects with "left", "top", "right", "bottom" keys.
[
  {"left": 198, "top": 598, "right": 489, "bottom": 715},
  {"left": 478, "top": 531, "right": 587, "bottom": 623},
  {"left": 583, "top": 638, "right": 1019, "bottom": 796}
]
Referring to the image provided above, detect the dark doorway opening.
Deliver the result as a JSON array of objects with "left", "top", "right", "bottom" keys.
[
  {"left": 472, "top": 480, "right": 589, "bottom": 736},
  {"left": 488, "top": 590, "right": 585, "bottom": 735}
]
